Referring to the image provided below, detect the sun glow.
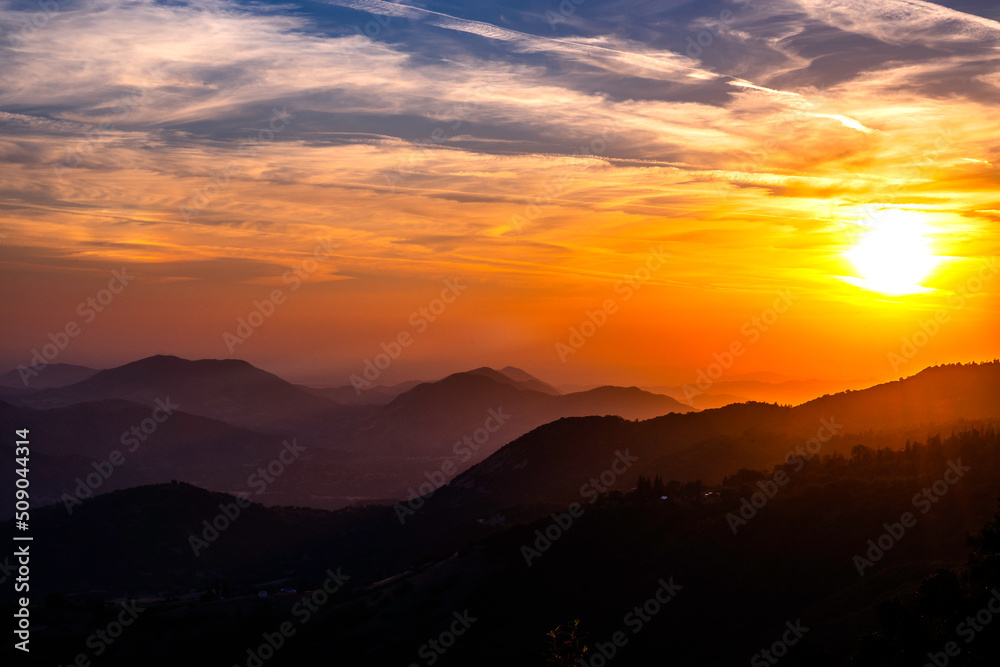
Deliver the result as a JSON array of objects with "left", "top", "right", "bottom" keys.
[{"left": 845, "top": 209, "right": 941, "bottom": 296}]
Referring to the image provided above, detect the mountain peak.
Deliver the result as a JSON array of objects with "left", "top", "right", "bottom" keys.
[{"left": 10, "top": 354, "right": 343, "bottom": 435}]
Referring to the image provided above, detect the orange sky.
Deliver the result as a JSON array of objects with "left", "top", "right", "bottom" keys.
[{"left": 1, "top": 0, "right": 998, "bottom": 387}]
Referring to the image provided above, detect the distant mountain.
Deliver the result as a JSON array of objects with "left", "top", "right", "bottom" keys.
[
  {"left": 8, "top": 355, "right": 348, "bottom": 440},
  {"left": 302, "top": 366, "right": 560, "bottom": 407},
  {"left": 351, "top": 370, "right": 692, "bottom": 458},
  {"left": 650, "top": 377, "right": 873, "bottom": 408},
  {"left": 300, "top": 379, "right": 424, "bottom": 406},
  {"left": 0, "top": 398, "right": 301, "bottom": 515},
  {"left": 494, "top": 366, "right": 562, "bottom": 395},
  {"left": 4, "top": 357, "right": 699, "bottom": 509},
  {"left": 434, "top": 362, "right": 1000, "bottom": 514},
  {"left": 15, "top": 358, "right": 995, "bottom": 516},
  {"left": 291, "top": 369, "right": 694, "bottom": 506},
  {"left": 0, "top": 362, "right": 99, "bottom": 390},
  {"left": 678, "top": 392, "right": 747, "bottom": 410}
]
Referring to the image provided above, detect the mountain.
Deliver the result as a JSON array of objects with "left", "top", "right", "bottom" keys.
[
  {"left": 0, "top": 398, "right": 303, "bottom": 515},
  {"left": 650, "top": 377, "right": 873, "bottom": 408},
  {"left": 7, "top": 355, "right": 349, "bottom": 440},
  {"left": 791, "top": 362, "right": 1000, "bottom": 429},
  {"left": 275, "top": 369, "right": 693, "bottom": 507},
  {"left": 495, "top": 366, "right": 562, "bottom": 395},
  {"left": 288, "top": 427, "right": 1000, "bottom": 667},
  {"left": 430, "top": 361, "right": 1000, "bottom": 515},
  {"left": 11, "top": 357, "right": 995, "bottom": 515},
  {"left": 0, "top": 482, "right": 354, "bottom": 595},
  {"left": 300, "top": 379, "right": 424, "bottom": 406},
  {"left": 304, "top": 366, "right": 562, "bottom": 406},
  {"left": 11, "top": 416, "right": 1000, "bottom": 667},
  {"left": 2, "top": 357, "right": 698, "bottom": 510},
  {"left": 0, "top": 362, "right": 99, "bottom": 391},
  {"left": 372, "top": 370, "right": 693, "bottom": 449}
]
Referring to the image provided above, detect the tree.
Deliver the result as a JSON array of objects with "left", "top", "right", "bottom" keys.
[{"left": 544, "top": 619, "right": 589, "bottom": 666}]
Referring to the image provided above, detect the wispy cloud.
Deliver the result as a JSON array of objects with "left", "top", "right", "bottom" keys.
[{"left": 1, "top": 0, "right": 997, "bottom": 379}]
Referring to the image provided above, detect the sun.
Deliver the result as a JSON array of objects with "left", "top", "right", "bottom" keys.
[{"left": 844, "top": 209, "right": 941, "bottom": 296}]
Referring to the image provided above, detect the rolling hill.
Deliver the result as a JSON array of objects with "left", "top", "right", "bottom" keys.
[
  {"left": 0, "top": 362, "right": 99, "bottom": 394},
  {"left": 0, "top": 398, "right": 303, "bottom": 515},
  {"left": 430, "top": 361, "right": 1000, "bottom": 516},
  {"left": 6, "top": 355, "right": 350, "bottom": 441}
]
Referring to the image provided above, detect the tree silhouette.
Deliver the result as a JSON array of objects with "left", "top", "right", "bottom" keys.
[{"left": 544, "top": 619, "right": 589, "bottom": 666}]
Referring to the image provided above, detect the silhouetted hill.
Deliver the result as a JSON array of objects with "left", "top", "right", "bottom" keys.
[
  {"left": 489, "top": 366, "right": 562, "bottom": 395},
  {"left": 376, "top": 370, "right": 692, "bottom": 440},
  {"left": 653, "top": 377, "right": 873, "bottom": 408},
  {"left": 792, "top": 361, "right": 1000, "bottom": 430},
  {"left": 0, "top": 482, "right": 351, "bottom": 595},
  {"left": 9, "top": 355, "right": 348, "bottom": 439},
  {"left": 1, "top": 358, "right": 700, "bottom": 512},
  {"left": 301, "top": 379, "right": 423, "bottom": 406},
  {"left": 296, "top": 428, "right": 1000, "bottom": 667},
  {"left": 433, "top": 362, "right": 1000, "bottom": 515},
  {"left": 0, "top": 398, "right": 301, "bottom": 515},
  {"left": 283, "top": 370, "right": 691, "bottom": 507},
  {"left": 0, "top": 362, "right": 99, "bottom": 392},
  {"left": 13, "top": 424, "right": 1000, "bottom": 667}
]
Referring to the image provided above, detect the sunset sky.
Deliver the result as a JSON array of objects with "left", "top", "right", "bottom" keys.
[{"left": 1, "top": 0, "right": 998, "bottom": 387}]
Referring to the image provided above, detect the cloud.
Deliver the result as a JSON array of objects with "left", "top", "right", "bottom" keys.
[
  {"left": 793, "top": 0, "right": 1000, "bottom": 46},
  {"left": 1, "top": 0, "right": 998, "bottom": 296}
]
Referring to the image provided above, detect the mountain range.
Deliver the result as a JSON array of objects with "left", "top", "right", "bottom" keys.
[
  {"left": 0, "top": 355, "right": 694, "bottom": 511},
  {"left": 5, "top": 361, "right": 1000, "bottom": 666}
]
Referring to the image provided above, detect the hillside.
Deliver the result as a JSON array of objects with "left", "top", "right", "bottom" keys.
[
  {"left": 8, "top": 355, "right": 350, "bottom": 441},
  {"left": 0, "top": 398, "right": 303, "bottom": 515},
  {"left": 9, "top": 423, "right": 1000, "bottom": 666},
  {"left": 432, "top": 362, "right": 1000, "bottom": 515},
  {"left": 0, "top": 362, "right": 99, "bottom": 393}
]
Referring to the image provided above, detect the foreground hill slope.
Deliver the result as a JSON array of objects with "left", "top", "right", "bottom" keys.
[
  {"left": 9, "top": 423, "right": 1000, "bottom": 666},
  {"left": 435, "top": 362, "right": 1000, "bottom": 513}
]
